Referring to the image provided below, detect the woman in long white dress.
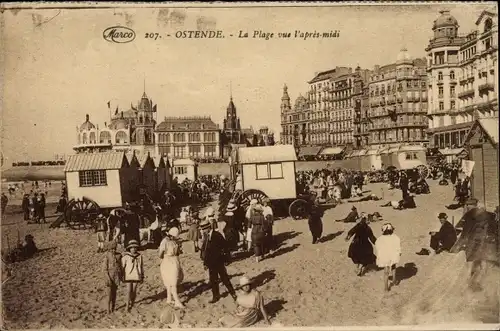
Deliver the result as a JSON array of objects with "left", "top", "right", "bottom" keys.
[{"left": 158, "top": 227, "right": 185, "bottom": 308}]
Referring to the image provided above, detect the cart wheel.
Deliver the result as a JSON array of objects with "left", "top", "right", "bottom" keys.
[
  {"left": 289, "top": 199, "right": 309, "bottom": 220},
  {"left": 240, "top": 189, "right": 268, "bottom": 211},
  {"left": 416, "top": 164, "right": 430, "bottom": 180},
  {"left": 65, "top": 197, "right": 100, "bottom": 230}
]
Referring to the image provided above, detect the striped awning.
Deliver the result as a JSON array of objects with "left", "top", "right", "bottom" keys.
[
  {"left": 320, "top": 147, "right": 345, "bottom": 155},
  {"left": 64, "top": 152, "right": 127, "bottom": 172}
]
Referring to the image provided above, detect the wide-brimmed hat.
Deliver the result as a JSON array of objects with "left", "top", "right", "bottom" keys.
[
  {"left": 199, "top": 219, "right": 211, "bottom": 231},
  {"left": 438, "top": 212, "right": 448, "bottom": 220},
  {"left": 226, "top": 202, "right": 237, "bottom": 212},
  {"left": 239, "top": 276, "right": 251, "bottom": 287},
  {"left": 126, "top": 239, "right": 140, "bottom": 250},
  {"left": 250, "top": 199, "right": 258, "bottom": 205},
  {"left": 168, "top": 227, "right": 180, "bottom": 238}
]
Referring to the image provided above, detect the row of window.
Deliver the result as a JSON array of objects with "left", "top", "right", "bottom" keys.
[
  {"left": 370, "top": 81, "right": 426, "bottom": 96},
  {"left": 79, "top": 170, "right": 107, "bottom": 187},
  {"left": 158, "top": 145, "right": 217, "bottom": 158},
  {"left": 173, "top": 166, "right": 188, "bottom": 175},
  {"left": 370, "top": 68, "right": 425, "bottom": 82},
  {"left": 255, "top": 162, "right": 283, "bottom": 180},
  {"left": 433, "top": 130, "right": 468, "bottom": 149},
  {"left": 437, "top": 71, "right": 456, "bottom": 81},
  {"left": 80, "top": 131, "right": 128, "bottom": 145}
]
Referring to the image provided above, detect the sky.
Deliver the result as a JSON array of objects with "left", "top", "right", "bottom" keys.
[{"left": 1, "top": 2, "right": 496, "bottom": 163}]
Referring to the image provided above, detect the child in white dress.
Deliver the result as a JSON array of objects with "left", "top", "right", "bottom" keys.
[{"left": 374, "top": 223, "right": 401, "bottom": 291}]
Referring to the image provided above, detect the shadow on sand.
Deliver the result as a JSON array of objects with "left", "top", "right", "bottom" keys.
[{"left": 319, "top": 230, "right": 344, "bottom": 243}]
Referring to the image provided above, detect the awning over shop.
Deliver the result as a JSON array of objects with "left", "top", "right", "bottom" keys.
[
  {"left": 298, "top": 146, "right": 322, "bottom": 157},
  {"left": 439, "top": 148, "right": 467, "bottom": 156},
  {"left": 320, "top": 146, "right": 345, "bottom": 155},
  {"left": 357, "top": 149, "right": 369, "bottom": 156}
]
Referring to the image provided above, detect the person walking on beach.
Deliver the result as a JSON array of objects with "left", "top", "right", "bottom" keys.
[
  {"left": 187, "top": 211, "right": 201, "bottom": 253},
  {"left": 103, "top": 241, "right": 122, "bottom": 314},
  {"left": 159, "top": 227, "right": 185, "bottom": 308},
  {"left": 200, "top": 220, "right": 237, "bottom": 304},
  {"left": 308, "top": 199, "right": 324, "bottom": 244},
  {"left": 262, "top": 199, "right": 275, "bottom": 252},
  {"left": 345, "top": 214, "right": 377, "bottom": 276},
  {"left": 249, "top": 204, "right": 266, "bottom": 262},
  {"left": 374, "top": 223, "right": 401, "bottom": 291},
  {"left": 121, "top": 239, "right": 144, "bottom": 312},
  {"left": 96, "top": 214, "right": 108, "bottom": 253},
  {"left": 22, "top": 194, "right": 30, "bottom": 221}
]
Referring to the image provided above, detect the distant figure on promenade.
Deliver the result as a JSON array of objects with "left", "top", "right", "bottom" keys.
[{"left": 345, "top": 215, "right": 376, "bottom": 276}]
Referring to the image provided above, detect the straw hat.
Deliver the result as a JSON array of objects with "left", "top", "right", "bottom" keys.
[
  {"left": 199, "top": 219, "right": 211, "bottom": 231},
  {"left": 239, "top": 276, "right": 251, "bottom": 287},
  {"left": 225, "top": 211, "right": 234, "bottom": 217},
  {"left": 126, "top": 239, "right": 140, "bottom": 250},
  {"left": 168, "top": 227, "right": 180, "bottom": 238},
  {"left": 226, "top": 201, "right": 237, "bottom": 212},
  {"left": 250, "top": 199, "right": 258, "bottom": 205},
  {"left": 205, "top": 207, "right": 215, "bottom": 217}
]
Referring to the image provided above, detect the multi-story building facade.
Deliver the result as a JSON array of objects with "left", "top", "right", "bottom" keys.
[
  {"left": 426, "top": 10, "right": 498, "bottom": 149},
  {"left": 155, "top": 116, "right": 221, "bottom": 159},
  {"left": 280, "top": 84, "right": 311, "bottom": 146},
  {"left": 353, "top": 73, "right": 371, "bottom": 148},
  {"left": 368, "top": 49, "right": 428, "bottom": 148}
]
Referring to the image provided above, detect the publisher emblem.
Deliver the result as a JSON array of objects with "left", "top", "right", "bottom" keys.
[{"left": 103, "top": 26, "right": 136, "bottom": 44}]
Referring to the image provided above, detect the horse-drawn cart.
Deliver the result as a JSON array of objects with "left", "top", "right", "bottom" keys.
[{"left": 229, "top": 145, "right": 312, "bottom": 220}]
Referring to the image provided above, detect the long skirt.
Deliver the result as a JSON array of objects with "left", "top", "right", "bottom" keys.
[{"left": 160, "top": 256, "right": 183, "bottom": 288}]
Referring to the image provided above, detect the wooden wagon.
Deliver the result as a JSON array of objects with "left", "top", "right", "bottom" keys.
[{"left": 229, "top": 145, "right": 312, "bottom": 219}]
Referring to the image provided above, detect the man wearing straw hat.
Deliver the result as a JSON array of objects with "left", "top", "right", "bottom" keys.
[{"left": 200, "top": 217, "right": 237, "bottom": 304}]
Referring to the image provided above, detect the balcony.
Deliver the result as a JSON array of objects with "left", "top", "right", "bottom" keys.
[
  {"left": 476, "top": 98, "right": 498, "bottom": 111},
  {"left": 449, "top": 77, "right": 457, "bottom": 85},
  {"left": 458, "top": 89, "right": 475, "bottom": 99},
  {"left": 478, "top": 82, "right": 495, "bottom": 93}
]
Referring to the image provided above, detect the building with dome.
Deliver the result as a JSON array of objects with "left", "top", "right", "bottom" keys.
[
  {"left": 74, "top": 92, "right": 157, "bottom": 156},
  {"left": 426, "top": 10, "right": 498, "bottom": 149},
  {"left": 367, "top": 48, "right": 428, "bottom": 148}
]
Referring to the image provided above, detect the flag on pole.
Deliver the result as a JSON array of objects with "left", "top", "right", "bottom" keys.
[
  {"left": 107, "top": 101, "right": 111, "bottom": 108},
  {"left": 115, "top": 106, "right": 119, "bottom": 116}
]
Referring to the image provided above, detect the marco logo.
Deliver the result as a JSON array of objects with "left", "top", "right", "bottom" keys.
[{"left": 103, "top": 26, "right": 136, "bottom": 43}]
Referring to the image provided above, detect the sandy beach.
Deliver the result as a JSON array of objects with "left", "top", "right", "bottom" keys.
[{"left": 1, "top": 181, "right": 499, "bottom": 328}]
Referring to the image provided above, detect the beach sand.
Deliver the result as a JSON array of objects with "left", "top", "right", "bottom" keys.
[{"left": 1, "top": 182, "right": 498, "bottom": 328}]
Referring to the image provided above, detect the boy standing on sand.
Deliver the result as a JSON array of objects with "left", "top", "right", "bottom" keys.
[
  {"left": 102, "top": 241, "right": 122, "bottom": 314},
  {"left": 121, "top": 240, "right": 144, "bottom": 312}
]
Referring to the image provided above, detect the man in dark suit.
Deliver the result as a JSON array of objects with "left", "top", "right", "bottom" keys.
[
  {"left": 200, "top": 219, "right": 237, "bottom": 303},
  {"left": 429, "top": 212, "right": 457, "bottom": 254}
]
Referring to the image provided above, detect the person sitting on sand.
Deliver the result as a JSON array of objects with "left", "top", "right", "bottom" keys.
[
  {"left": 374, "top": 223, "right": 401, "bottom": 292},
  {"left": 348, "top": 194, "right": 381, "bottom": 203},
  {"left": 335, "top": 206, "right": 359, "bottom": 223},
  {"left": 103, "top": 241, "right": 122, "bottom": 314},
  {"left": 380, "top": 194, "right": 416, "bottom": 210},
  {"left": 417, "top": 212, "right": 457, "bottom": 256},
  {"left": 218, "top": 276, "right": 271, "bottom": 328}
]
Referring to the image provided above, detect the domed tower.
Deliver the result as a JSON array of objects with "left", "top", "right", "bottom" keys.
[
  {"left": 281, "top": 84, "right": 291, "bottom": 113},
  {"left": 131, "top": 91, "right": 156, "bottom": 154},
  {"left": 426, "top": 10, "right": 466, "bottom": 148}
]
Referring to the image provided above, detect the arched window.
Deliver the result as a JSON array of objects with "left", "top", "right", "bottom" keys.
[
  {"left": 82, "top": 133, "right": 87, "bottom": 144},
  {"left": 89, "top": 132, "right": 96, "bottom": 144},
  {"left": 438, "top": 72, "right": 443, "bottom": 81},
  {"left": 450, "top": 70, "right": 455, "bottom": 80},
  {"left": 116, "top": 131, "right": 127, "bottom": 144},
  {"left": 100, "top": 131, "right": 111, "bottom": 144},
  {"left": 166, "top": 133, "right": 170, "bottom": 142}
]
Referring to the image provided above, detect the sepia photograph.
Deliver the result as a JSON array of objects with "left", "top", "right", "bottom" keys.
[{"left": 1, "top": 2, "right": 499, "bottom": 329}]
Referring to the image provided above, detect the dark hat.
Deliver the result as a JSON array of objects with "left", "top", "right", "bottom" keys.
[
  {"left": 438, "top": 212, "right": 448, "bottom": 219},
  {"left": 199, "top": 219, "right": 211, "bottom": 231}
]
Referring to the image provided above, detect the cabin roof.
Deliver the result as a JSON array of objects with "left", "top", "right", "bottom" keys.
[
  {"left": 238, "top": 145, "right": 297, "bottom": 164},
  {"left": 138, "top": 154, "right": 156, "bottom": 169},
  {"left": 64, "top": 152, "right": 128, "bottom": 172},
  {"left": 465, "top": 117, "right": 499, "bottom": 146}
]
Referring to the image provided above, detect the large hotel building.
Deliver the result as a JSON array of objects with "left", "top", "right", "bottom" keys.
[
  {"left": 280, "top": 66, "right": 370, "bottom": 148},
  {"left": 426, "top": 10, "right": 498, "bottom": 149},
  {"left": 368, "top": 49, "right": 428, "bottom": 148}
]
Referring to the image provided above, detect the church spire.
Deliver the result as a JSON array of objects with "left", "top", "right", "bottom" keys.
[{"left": 281, "top": 83, "right": 291, "bottom": 113}]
